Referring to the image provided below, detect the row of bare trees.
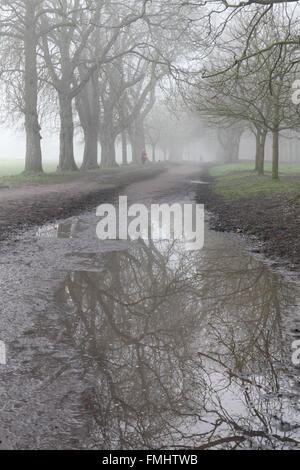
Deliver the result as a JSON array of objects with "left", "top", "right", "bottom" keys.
[
  {"left": 187, "top": 3, "right": 300, "bottom": 178},
  {"left": 0, "top": 0, "right": 298, "bottom": 174},
  {"left": 0, "top": 0, "right": 183, "bottom": 172}
]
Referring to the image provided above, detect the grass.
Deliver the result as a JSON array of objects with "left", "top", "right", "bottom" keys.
[
  {"left": 210, "top": 162, "right": 300, "bottom": 201},
  {"left": 0, "top": 158, "right": 140, "bottom": 187}
]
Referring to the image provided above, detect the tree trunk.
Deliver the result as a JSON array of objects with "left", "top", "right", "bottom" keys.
[
  {"left": 272, "top": 128, "right": 279, "bottom": 180},
  {"left": 24, "top": 2, "right": 43, "bottom": 173},
  {"left": 130, "top": 120, "right": 146, "bottom": 163},
  {"left": 257, "top": 131, "right": 267, "bottom": 176},
  {"left": 58, "top": 93, "right": 77, "bottom": 171},
  {"left": 81, "top": 127, "right": 98, "bottom": 170},
  {"left": 121, "top": 132, "right": 128, "bottom": 165},
  {"left": 230, "top": 130, "right": 242, "bottom": 163},
  {"left": 272, "top": 87, "right": 280, "bottom": 180},
  {"left": 288, "top": 138, "right": 293, "bottom": 163},
  {"left": 130, "top": 136, "right": 138, "bottom": 163},
  {"left": 100, "top": 131, "right": 117, "bottom": 168},
  {"left": 218, "top": 127, "right": 242, "bottom": 163},
  {"left": 152, "top": 144, "right": 156, "bottom": 162},
  {"left": 255, "top": 128, "right": 261, "bottom": 171},
  {"left": 77, "top": 70, "right": 99, "bottom": 170}
]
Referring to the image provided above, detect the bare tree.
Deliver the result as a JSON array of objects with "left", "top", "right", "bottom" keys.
[
  {"left": 41, "top": 0, "right": 150, "bottom": 171},
  {"left": 0, "top": 1, "right": 48, "bottom": 172},
  {"left": 192, "top": 7, "right": 300, "bottom": 176}
]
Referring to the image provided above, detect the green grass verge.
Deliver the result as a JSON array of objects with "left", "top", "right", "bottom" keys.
[{"left": 210, "top": 162, "right": 300, "bottom": 201}]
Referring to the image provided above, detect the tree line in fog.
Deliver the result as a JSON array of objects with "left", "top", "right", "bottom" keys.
[{"left": 0, "top": 0, "right": 299, "bottom": 177}]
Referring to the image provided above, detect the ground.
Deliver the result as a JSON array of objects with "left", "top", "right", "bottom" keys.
[
  {"left": 2, "top": 159, "right": 300, "bottom": 271},
  {"left": 0, "top": 163, "right": 298, "bottom": 450},
  {"left": 0, "top": 164, "right": 165, "bottom": 241},
  {"left": 196, "top": 162, "right": 300, "bottom": 270}
]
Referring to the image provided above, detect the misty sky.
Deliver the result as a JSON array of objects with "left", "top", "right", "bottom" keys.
[{"left": 0, "top": 128, "right": 80, "bottom": 164}]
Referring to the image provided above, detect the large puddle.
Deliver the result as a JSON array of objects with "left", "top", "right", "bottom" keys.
[{"left": 0, "top": 181, "right": 299, "bottom": 449}]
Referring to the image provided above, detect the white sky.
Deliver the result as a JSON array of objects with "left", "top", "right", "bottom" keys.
[{"left": 0, "top": 127, "right": 83, "bottom": 165}]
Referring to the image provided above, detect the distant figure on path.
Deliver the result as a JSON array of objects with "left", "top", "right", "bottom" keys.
[{"left": 140, "top": 150, "right": 148, "bottom": 165}]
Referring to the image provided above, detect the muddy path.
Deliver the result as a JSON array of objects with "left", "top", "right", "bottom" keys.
[
  {"left": 0, "top": 165, "right": 165, "bottom": 241},
  {"left": 0, "top": 164, "right": 299, "bottom": 450}
]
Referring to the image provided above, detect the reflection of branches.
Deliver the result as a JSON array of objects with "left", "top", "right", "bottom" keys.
[{"left": 56, "top": 238, "right": 300, "bottom": 449}]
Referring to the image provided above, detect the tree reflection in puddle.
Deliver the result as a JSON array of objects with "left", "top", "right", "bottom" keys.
[{"left": 56, "top": 239, "right": 300, "bottom": 449}]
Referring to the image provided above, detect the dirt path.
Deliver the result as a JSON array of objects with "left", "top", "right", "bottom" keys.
[
  {"left": 0, "top": 166, "right": 168, "bottom": 241},
  {"left": 123, "top": 163, "right": 201, "bottom": 203},
  {"left": 0, "top": 164, "right": 204, "bottom": 242}
]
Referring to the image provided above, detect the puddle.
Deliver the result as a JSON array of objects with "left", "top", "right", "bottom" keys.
[
  {"left": 53, "top": 237, "right": 300, "bottom": 449},
  {"left": 37, "top": 218, "right": 90, "bottom": 239}
]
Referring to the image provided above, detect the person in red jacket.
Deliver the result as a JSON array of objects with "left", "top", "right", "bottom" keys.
[{"left": 140, "top": 150, "right": 148, "bottom": 165}]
